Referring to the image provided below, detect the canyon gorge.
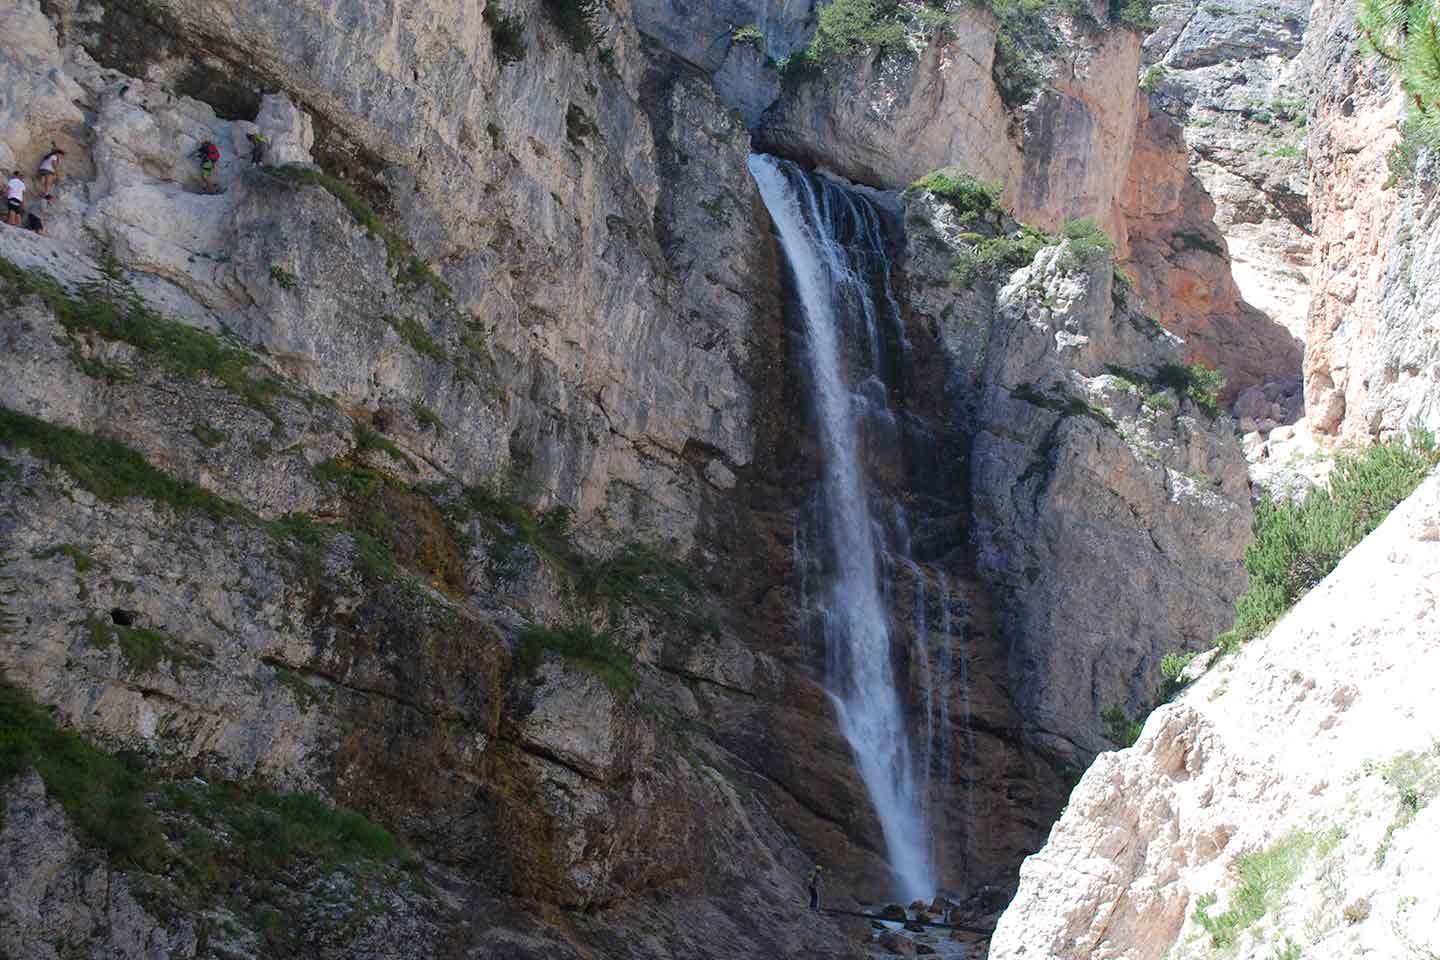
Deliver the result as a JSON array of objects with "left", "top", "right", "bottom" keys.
[{"left": 0, "top": 0, "right": 1436, "bottom": 957}]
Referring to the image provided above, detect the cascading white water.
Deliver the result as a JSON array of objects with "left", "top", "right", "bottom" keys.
[{"left": 748, "top": 153, "right": 936, "bottom": 901}]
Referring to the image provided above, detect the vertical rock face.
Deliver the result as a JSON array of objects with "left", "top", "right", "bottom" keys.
[
  {"left": 989, "top": 471, "right": 1440, "bottom": 960},
  {"left": 1142, "top": 0, "right": 1313, "bottom": 346},
  {"left": 1118, "top": 96, "right": 1302, "bottom": 398},
  {"left": 1302, "top": 0, "right": 1440, "bottom": 441},
  {"left": 967, "top": 245, "right": 1249, "bottom": 763}
]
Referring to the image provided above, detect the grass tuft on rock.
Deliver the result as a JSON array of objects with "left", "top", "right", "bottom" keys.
[
  {"left": 0, "top": 680, "right": 169, "bottom": 869},
  {"left": 0, "top": 407, "right": 238, "bottom": 521},
  {"left": 514, "top": 623, "right": 637, "bottom": 697},
  {"left": 0, "top": 254, "right": 283, "bottom": 416}
]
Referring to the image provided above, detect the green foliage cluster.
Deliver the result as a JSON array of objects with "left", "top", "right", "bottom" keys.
[
  {"left": 1357, "top": 0, "right": 1440, "bottom": 152},
  {"left": 163, "top": 779, "right": 408, "bottom": 884},
  {"left": 1193, "top": 829, "right": 1330, "bottom": 948},
  {"left": 513, "top": 623, "right": 638, "bottom": 696},
  {"left": 1010, "top": 381, "right": 1117, "bottom": 429},
  {"left": 1100, "top": 704, "right": 1144, "bottom": 747},
  {"left": 541, "top": 0, "right": 607, "bottom": 54},
  {"left": 1099, "top": 651, "right": 1198, "bottom": 749},
  {"left": 732, "top": 24, "right": 765, "bottom": 45},
  {"left": 387, "top": 315, "right": 448, "bottom": 365},
  {"left": 85, "top": 614, "right": 180, "bottom": 674},
  {"left": 411, "top": 401, "right": 444, "bottom": 432},
  {"left": 32, "top": 543, "right": 95, "bottom": 573},
  {"left": 269, "top": 265, "right": 299, "bottom": 290},
  {"left": 0, "top": 679, "right": 408, "bottom": 903},
  {"left": 0, "top": 681, "right": 168, "bottom": 866},
  {"left": 1155, "top": 362, "right": 1226, "bottom": 417},
  {"left": 951, "top": 226, "right": 1052, "bottom": 285},
  {"left": 191, "top": 424, "right": 227, "bottom": 448},
  {"left": 1220, "top": 430, "right": 1440, "bottom": 652},
  {"left": 906, "top": 167, "right": 1003, "bottom": 221},
  {"left": 0, "top": 254, "right": 282, "bottom": 416},
  {"left": 809, "top": 0, "right": 911, "bottom": 64},
  {"left": 0, "top": 407, "right": 237, "bottom": 520},
  {"left": 1139, "top": 63, "right": 1167, "bottom": 91},
  {"left": 1055, "top": 217, "right": 1115, "bottom": 268},
  {"left": 483, "top": 1, "right": 528, "bottom": 63},
  {"left": 576, "top": 542, "right": 717, "bottom": 633}
]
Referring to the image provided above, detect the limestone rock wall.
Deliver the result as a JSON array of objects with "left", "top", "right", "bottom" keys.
[
  {"left": 1302, "top": 0, "right": 1440, "bottom": 442},
  {"left": 989, "top": 468, "right": 1440, "bottom": 960}
]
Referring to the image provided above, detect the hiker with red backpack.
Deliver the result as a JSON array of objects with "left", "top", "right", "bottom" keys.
[{"left": 195, "top": 138, "right": 221, "bottom": 191}]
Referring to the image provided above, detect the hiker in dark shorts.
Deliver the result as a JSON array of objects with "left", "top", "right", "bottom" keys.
[
  {"left": 246, "top": 131, "right": 268, "bottom": 166},
  {"left": 36, "top": 148, "right": 64, "bottom": 200},
  {"left": 5, "top": 171, "right": 24, "bottom": 226},
  {"left": 805, "top": 864, "right": 824, "bottom": 911}
]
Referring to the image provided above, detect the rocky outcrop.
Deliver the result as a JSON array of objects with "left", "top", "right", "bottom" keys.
[
  {"left": 905, "top": 192, "right": 1252, "bottom": 766},
  {"left": 975, "top": 247, "right": 1250, "bottom": 764},
  {"left": 1302, "top": 0, "right": 1440, "bottom": 441},
  {"left": 989, "top": 468, "right": 1440, "bottom": 960}
]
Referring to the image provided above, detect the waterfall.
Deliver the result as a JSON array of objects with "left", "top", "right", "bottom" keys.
[{"left": 749, "top": 153, "right": 936, "bottom": 901}]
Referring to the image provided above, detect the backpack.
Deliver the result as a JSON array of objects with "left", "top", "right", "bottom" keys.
[{"left": 198, "top": 141, "right": 219, "bottom": 162}]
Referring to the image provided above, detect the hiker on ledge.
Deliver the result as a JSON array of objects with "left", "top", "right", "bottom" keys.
[
  {"left": 5, "top": 171, "right": 25, "bottom": 226},
  {"left": 805, "top": 864, "right": 824, "bottom": 912},
  {"left": 37, "top": 148, "right": 64, "bottom": 200},
  {"left": 195, "top": 139, "right": 220, "bottom": 191}
]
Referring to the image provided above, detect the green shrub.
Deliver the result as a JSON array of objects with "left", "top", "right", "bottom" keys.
[
  {"left": 32, "top": 543, "right": 95, "bottom": 573},
  {"left": 513, "top": 623, "right": 637, "bottom": 696},
  {"left": 411, "top": 402, "right": 444, "bottom": 432},
  {"left": 906, "top": 167, "right": 1004, "bottom": 222},
  {"left": 1100, "top": 703, "right": 1144, "bottom": 747},
  {"left": 0, "top": 407, "right": 237, "bottom": 521},
  {"left": 1357, "top": 0, "right": 1440, "bottom": 151},
  {"left": 810, "top": 0, "right": 910, "bottom": 64},
  {"left": 576, "top": 541, "right": 716, "bottom": 634},
  {"left": 1056, "top": 217, "right": 1115, "bottom": 269},
  {"left": 732, "top": 24, "right": 764, "bottom": 45},
  {"left": 775, "top": 49, "right": 823, "bottom": 84},
  {"left": 1155, "top": 362, "right": 1225, "bottom": 417},
  {"left": 483, "top": 1, "right": 528, "bottom": 63},
  {"left": 1139, "top": 64, "right": 1167, "bottom": 91},
  {"left": 191, "top": 425, "right": 227, "bottom": 448},
  {"left": 269, "top": 265, "right": 299, "bottom": 290},
  {"left": 1223, "top": 430, "right": 1439, "bottom": 651},
  {"left": 953, "top": 227, "right": 1051, "bottom": 285},
  {"left": 1159, "top": 651, "right": 1197, "bottom": 698},
  {"left": 1112, "top": 0, "right": 1156, "bottom": 30},
  {"left": 387, "top": 315, "right": 448, "bottom": 365},
  {"left": 85, "top": 615, "right": 178, "bottom": 674},
  {"left": 541, "top": 0, "right": 606, "bottom": 54}
]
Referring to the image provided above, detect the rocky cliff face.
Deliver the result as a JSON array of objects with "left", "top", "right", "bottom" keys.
[
  {"left": 988, "top": 469, "right": 1440, "bottom": 960},
  {"left": 0, "top": 0, "right": 1271, "bottom": 954},
  {"left": 1301, "top": 0, "right": 1440, "bottom": 442}
]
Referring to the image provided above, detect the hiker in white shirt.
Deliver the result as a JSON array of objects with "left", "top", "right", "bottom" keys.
[{"left": 6, "top": 171, "right": 24, "bottom": 226}]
